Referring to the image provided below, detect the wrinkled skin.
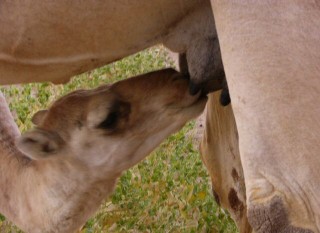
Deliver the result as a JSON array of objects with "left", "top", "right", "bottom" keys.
[{"left": 210, "top": 1, "right": 320, "bottom": 232}]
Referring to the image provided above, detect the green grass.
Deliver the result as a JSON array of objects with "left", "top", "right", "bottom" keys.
[{"left": 0, "top": 46, "right": 237, "bottom": 233}]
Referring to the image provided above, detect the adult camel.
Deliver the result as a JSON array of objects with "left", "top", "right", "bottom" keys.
[{"left": 205, "top": 1, "right": 320, "bottom": 232}]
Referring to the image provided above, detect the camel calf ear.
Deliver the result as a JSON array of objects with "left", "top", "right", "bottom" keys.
[
  {"left": 32, "top": 110, "right": 48, "bottom": 125},
  {"left": 16, "top": 129, "right": 64, "bottom": 160}
]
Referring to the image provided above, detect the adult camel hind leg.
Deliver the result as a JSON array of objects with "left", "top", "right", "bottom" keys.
[
  {"left": 211, "top": 1, "right": 320, "bottom": 232},
  {"left": 200, "top": 91, "right": 252, "bottom": 233}
]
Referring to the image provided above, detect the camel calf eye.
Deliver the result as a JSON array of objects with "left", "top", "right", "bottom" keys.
[
  {"left": 96, "top": 100, "right": 130, "bottom": 131},
  {"left": 98, "top": 111, "right": 118, "bottom": 129}
]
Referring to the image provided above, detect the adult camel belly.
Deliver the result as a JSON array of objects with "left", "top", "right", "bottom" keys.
[
  {"left": 210, "top": 1, "right": 320, "bottom": 232},
  {"left": 0, "top": 0, "right": 217, "bottom": 85}
]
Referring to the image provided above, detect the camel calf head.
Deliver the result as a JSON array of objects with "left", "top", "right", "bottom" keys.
[{"left": 17, "top": 68, "right": 206, "bottom": 176}]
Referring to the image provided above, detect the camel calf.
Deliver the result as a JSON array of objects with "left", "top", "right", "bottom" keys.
[{"left": 0, "top": 68, "right": 206, "bottom": 233}]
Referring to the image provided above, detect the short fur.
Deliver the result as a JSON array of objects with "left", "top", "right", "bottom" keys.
[{"left": 0, "top": 69, "right": 206, "bottom": 233}]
